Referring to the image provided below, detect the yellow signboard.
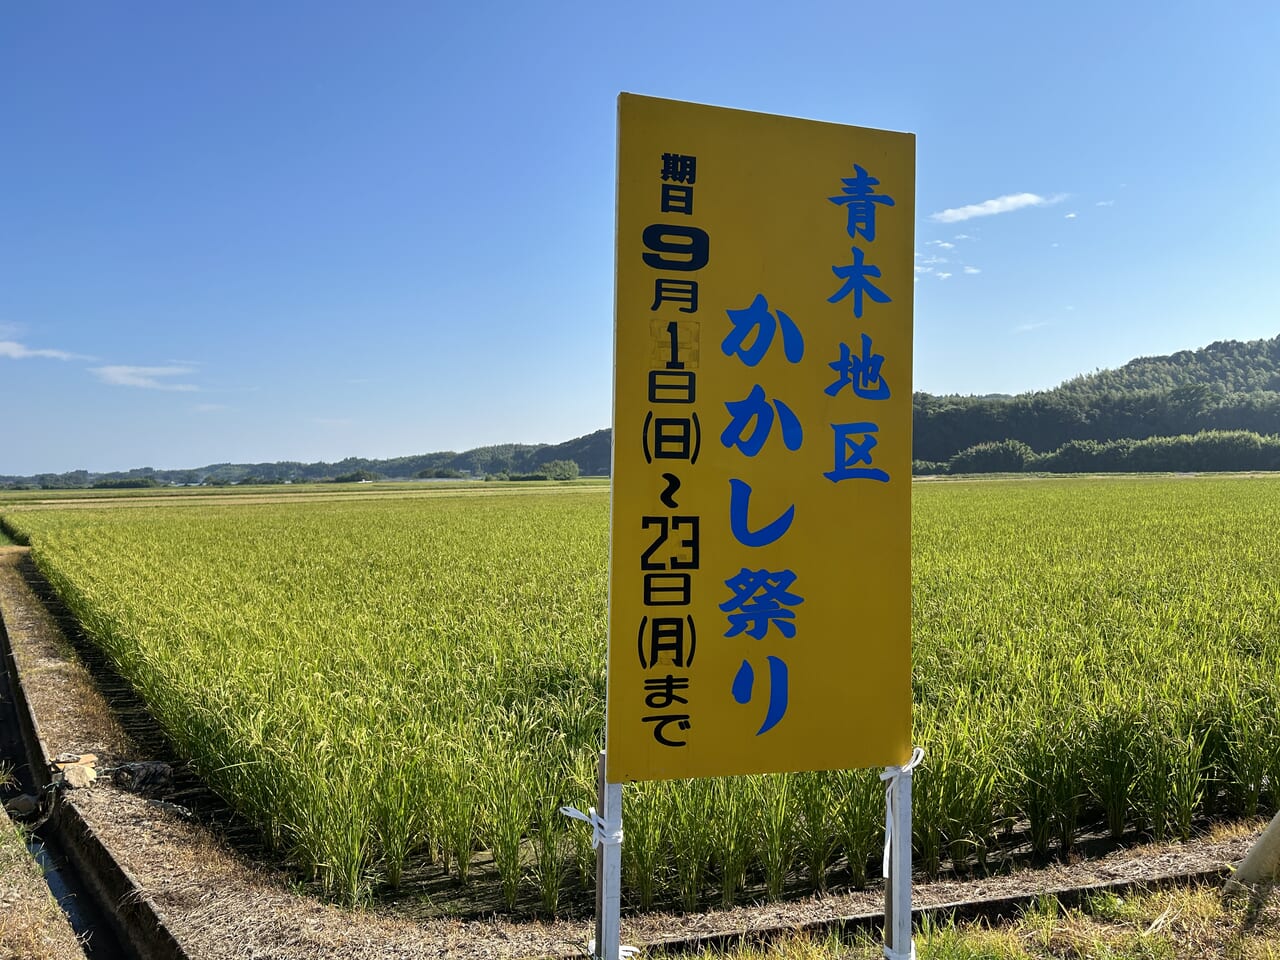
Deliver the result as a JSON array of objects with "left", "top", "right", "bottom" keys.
[{"left": 606, "top": 95, "right": 915, "bottom": 783}]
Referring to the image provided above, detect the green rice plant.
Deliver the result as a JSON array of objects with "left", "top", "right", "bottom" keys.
[
  {"left": 1050, "top": 713, "right": 1088, "bottom": 857},
  {"left": 1011, "top": 727, "right": 1054, "bottom": 860},
  {"left": 622, "top": 780, "right": 667, "bottom": 910},
  {"left": 328, "top": 774, "right": 377, "bottom": 904},
  {"left": 417, "top": 757, "right": 446, "bottom": 868},
  {"left": 792, "top": 771, "right": 837, "bottom": 892},
  {"left": 480, "top": 740, "right": 537, "bottom": 909},
  {"left": 440, "top": 747, "right": 481, "bottom": 884},
  {"left": 1011, "top": 698, "right": 1086, "bottom": 859},
  {"left": 833, "top": 766, "right": 882, "bottom": 889},
  {"left": 1223, "top": 683, "right": 1272, "bottom": 817},
  {"left": 1083, "top": 697, "right": 1142, "bottom": 839},
  {"left": 282, "top": 750, "right": 375, "bottom": 903},
  {"left": 933, "top": 724, "right": 1003, "bottom": 874},
  {"left": 923, "top": 732, "right": 966, "bottom": 870},
  {"left": 1193, "top": 699, "right": 1232, "bottom": 821},
  {"left": 753, "top": 773, "right": 794, "bottom": 900},
  {"left": 564, "top": 749, "right": 599, "bottom": 892},
  {"left": 665, "top": 777, "right": 715, "bottom": 911},
  {"left": 711, "top": 776, "right": 755, "bottom": 908},
  {"left": 1168, "top": 728, "right": 1208, "bottom": 842},
  {"left": 370, "top": 743, "right": 434, "bottom": 889},
  {"left": 910, "top": 760, "right": 945, "bottom": 879},
  {"left": 1137, "top": 729, "right": 1176, "bottom": 842},
  {"left": 531, "top": 796, "right": 569, "bottom": 917}
]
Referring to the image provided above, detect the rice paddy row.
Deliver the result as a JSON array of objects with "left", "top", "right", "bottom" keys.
[{"left": 3, "top": 476, "right": 1279, "bottom": 912}]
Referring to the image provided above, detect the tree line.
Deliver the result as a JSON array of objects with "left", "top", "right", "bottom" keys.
[
  {"left": 914, "top": 335, "right": 1280, "bottom": 464},
  {"left": 918, "top": 430, "right": 1280, "bottom": 475}
]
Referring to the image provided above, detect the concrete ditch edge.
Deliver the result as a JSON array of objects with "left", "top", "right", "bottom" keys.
[{"left": 1, "top": 596, "right": 192, "bottom": 960}]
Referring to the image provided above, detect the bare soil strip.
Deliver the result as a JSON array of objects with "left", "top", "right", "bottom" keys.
[{"left": 0, "top": 545, "right": 1264, "bottom": 959}]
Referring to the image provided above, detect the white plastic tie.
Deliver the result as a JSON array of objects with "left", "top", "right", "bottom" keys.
[
  {"left": 586, "top": 940, "right": 639, "bottom": 959},
  {"left": 586, "top": 940, "right": 640, "bottom": 959},
  {"left": 560, "top": 805, "right": 623, "bottom": 849},
  {"left": 880, "top": 747, "right": 924, "bottom": 878}
]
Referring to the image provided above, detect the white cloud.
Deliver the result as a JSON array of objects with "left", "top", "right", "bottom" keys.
[
  {"left": 1095, "top": 200, "right": 1115, "bottom": 207},
  {"left": 1014, "top": 321, "right": 1052, "bottom": 334},
  {"left": 952, "top": 233, "right": 975, "bottom": 241},
  {"left": 927, "top": 240, "right": 955, "bottom": 249},
  {"left": 937, "top": 272, "right": 953, "bottom": 280},
  {"left": 963, "top": 266, "right": 981, "bottom": 275},
  {"left": 916, "top": 254, "right": 948, "bottom": 277},
  {"left": 1065, "top": 212, "right": 1078, "bottom": 219},
  {"left": 930, "top": 192, "right": 1065, "bottom": 223},
  {"left": 92, "top": 365, "right": 198, "bottom": 391},
  {"left": 0, "top": 340, "right": 81, "bottom": 361}
]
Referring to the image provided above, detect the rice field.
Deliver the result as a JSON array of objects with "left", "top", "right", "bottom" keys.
[{"left": 3, "top": 476, "right": 1280, "bottom": 913}]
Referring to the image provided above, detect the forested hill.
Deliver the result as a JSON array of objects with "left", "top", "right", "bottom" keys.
[
  {"left": 913, "top": 334, "right": 1280, "bottom": 464},
  {"left": 1056, "top": 336, "right": 1280, "bottom": 396}
]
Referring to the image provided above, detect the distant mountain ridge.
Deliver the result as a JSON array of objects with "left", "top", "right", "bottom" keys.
[
  {"left": 6, "top": 335, "right": 1280, "bottom": 487},
  {"left": 2, "top": 430, "right": 612, "bottom": 488}
]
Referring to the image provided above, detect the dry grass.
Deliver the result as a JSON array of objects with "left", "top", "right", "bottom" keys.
[
  {"left": 0, "top": 810, "right": 85, "bottom": 960},
  {"left": 0, "top": 549, "right": 131, "bottom": 763},
  {"left": 678, "top": 883, "right": 1280, "bottom": 959},
  {"left": 1007, "top": 883, "right": 1280, "bottom": 960}
]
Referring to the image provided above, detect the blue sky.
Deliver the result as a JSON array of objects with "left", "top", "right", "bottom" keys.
[{"left": 3, "top": 1, "right": 1277, "bottom": 474}]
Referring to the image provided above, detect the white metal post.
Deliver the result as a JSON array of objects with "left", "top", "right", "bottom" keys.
[
  {"left": 596, "top": 751, "right": 623, "bottom": 960},
  {"left": 883, "top": 749, "right": 921, "bottom": 960},
  {"left": 559, "top": 752, "right": 625, "bottom": 960}
]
